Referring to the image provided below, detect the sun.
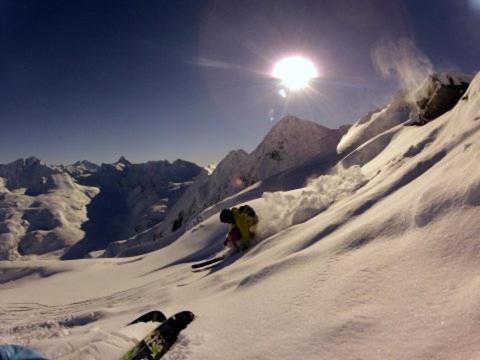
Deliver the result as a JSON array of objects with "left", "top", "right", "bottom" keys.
[{"left": 272, "top": 56, "right": 318, "bottom": 90}]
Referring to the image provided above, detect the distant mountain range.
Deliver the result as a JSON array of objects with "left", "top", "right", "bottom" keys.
[
  {"left": 0, "top": 156, "right": 202, "bottom": 259},
  {"left": 0, "top": 116, "right": 345, "bottom": 260}
]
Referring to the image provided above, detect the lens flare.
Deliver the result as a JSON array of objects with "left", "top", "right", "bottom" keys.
[
  {"left": 469, "top": 0, "right": 480, "bottom": 11},
  {"left": 272, "top": 56, "right": 318, "bottom": 90}
]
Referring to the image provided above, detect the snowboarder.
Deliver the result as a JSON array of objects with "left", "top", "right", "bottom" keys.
[{"left": 219, "top": 205, "right": 258, "bottom": 251}]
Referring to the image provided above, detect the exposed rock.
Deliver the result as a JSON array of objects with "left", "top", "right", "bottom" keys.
[{"left": 407, "top": 72, "right": 473, "bottom": 125}]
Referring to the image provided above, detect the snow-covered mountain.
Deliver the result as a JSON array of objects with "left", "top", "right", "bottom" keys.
[
  {"left": 103, "top": 116, "right": 345, "bottom": 256},
  {"left": 0, "top": 116, "right": 344, "bottom": 260},
  {"left": 248, "top": 115, "right": 343, "bottom": 179},
  {"left": 56, "top": 160, "right": 100, "bottom": 177},
  {"left": 0, "top": 157, "right": 60, "bottom": 196},
  {"left": 176, "top": 116, "right": 344, "bottom": 223},
  {"left": 0, "top": 157, "right": 203, "bottom": 260},
  {"left": 0, "top": 158, "right": 98, "bottom": 260},
  {"left": 1, "top": 71, "right": 479, "bottom": 359},
  {"left": 62, "top": 157, "right": 204, "bottom": 259}
]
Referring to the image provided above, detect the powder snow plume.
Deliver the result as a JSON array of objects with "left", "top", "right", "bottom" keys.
[
  {"left": 372, "top": 37, "right": 433, "bottom": 103},
  {"left": 256, "top": 166, "right": 367, "bottom": 238}
]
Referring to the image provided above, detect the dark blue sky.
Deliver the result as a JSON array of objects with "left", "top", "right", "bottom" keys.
[{"left": 0, "top": 0, "right": 478, "bottom": 166}]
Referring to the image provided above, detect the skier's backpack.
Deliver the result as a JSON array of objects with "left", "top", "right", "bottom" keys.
[{"left": 239, "top": 205, "right": 257, "bottom": 219}]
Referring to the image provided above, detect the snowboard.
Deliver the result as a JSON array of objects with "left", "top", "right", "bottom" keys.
[
  {"left": 120, "top": 311, "right": 195, "bottom": 360},
  {"left": 128, "top": 311, "right": 167, "bottom": 326}
]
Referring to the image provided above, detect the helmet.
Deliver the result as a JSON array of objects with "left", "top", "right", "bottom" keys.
[{"left": 219, "top": 208, "right": 234, "bottom": 224}]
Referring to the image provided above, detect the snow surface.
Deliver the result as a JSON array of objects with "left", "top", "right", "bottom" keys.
[{"left": 1, "top": 72, "right": 480, "bottom": 359}]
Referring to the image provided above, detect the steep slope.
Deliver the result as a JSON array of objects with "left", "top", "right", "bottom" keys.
[
  {"left": 172, "top": 116, "right": 343, "bottom": 226},
  {"left": 104, "top": 116, "right": 344, "bottom": 256},
  {"left": 338, "top": 72, "right": 473, "bottom": 157},
  {"left": 247, "top": 115, "right": 342, "bottom": 180},
  {"left": 179, "top": 116, "right": 344, "bottom": 221}
]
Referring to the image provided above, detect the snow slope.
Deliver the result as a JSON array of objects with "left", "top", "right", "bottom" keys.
[
  {"left": 1, "top": 72, "right": 480, "bottom": 359},
  {"left": 338, "top": 72, "right": 472, "bottom": 155},
  {"left": 173, "top": 115, "right": 344, "bottom": 225},
  {"left": 105, "top": 116, "right": 344, "bottom": 257}
]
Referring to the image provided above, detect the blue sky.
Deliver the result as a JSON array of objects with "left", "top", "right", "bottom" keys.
[{"left": 0, "top": 0, "right": 478, "bottom": 166}]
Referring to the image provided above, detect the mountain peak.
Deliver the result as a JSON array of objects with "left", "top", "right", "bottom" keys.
[
  {"left": 116, "top": 156, "right": 132, "bottom": 166},
  {"left": 275, "top": 115, "right": 302, "bottom": 124},
  {"left": 270, "top": 115, "right": 304, "bottom": 132},
  {"left": 264, "top": 116, "right": 332, "bottom": 145},
  {"left": 25, "top": 156, "right": 42, "bottom": 166},
  {"left": 272, "top": 115, "right": 328, "bottom": 131},
  {"left": 73, "top": 160, "right": 98, "bottom": 167},
  {"left": 2, "top": 156, "right": 47, "bottom": 169},
  {"left": 258, "top": 116, "right": 336, "bottom": 153}
]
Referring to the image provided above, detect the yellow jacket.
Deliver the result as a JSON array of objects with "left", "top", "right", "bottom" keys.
[{"left": 231, "top": 207, "right": 258, "bottom": 249}]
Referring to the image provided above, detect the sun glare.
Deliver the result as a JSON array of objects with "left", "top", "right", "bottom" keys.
[{"left": 272, "top": 56, "right": 318, "bottom": 90}]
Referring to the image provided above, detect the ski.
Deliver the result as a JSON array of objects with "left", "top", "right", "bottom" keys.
[
  {"left": 120, "top": 311, "right": 195, "bottom": 360},
  {"left": 191, "top": 255, "right": 226, "bottom": 269},
  {"left": 190, "top": 247, "right": 239, "bottom": 269},
  {"left": 191, "top": 248, "right": 247, "bottom": 272},
  {"left": 191, "top": 260, "right": 225, "bottom": 272},
  {"left": 128, "top": 310, "right": 167, "bottom": 326}
]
